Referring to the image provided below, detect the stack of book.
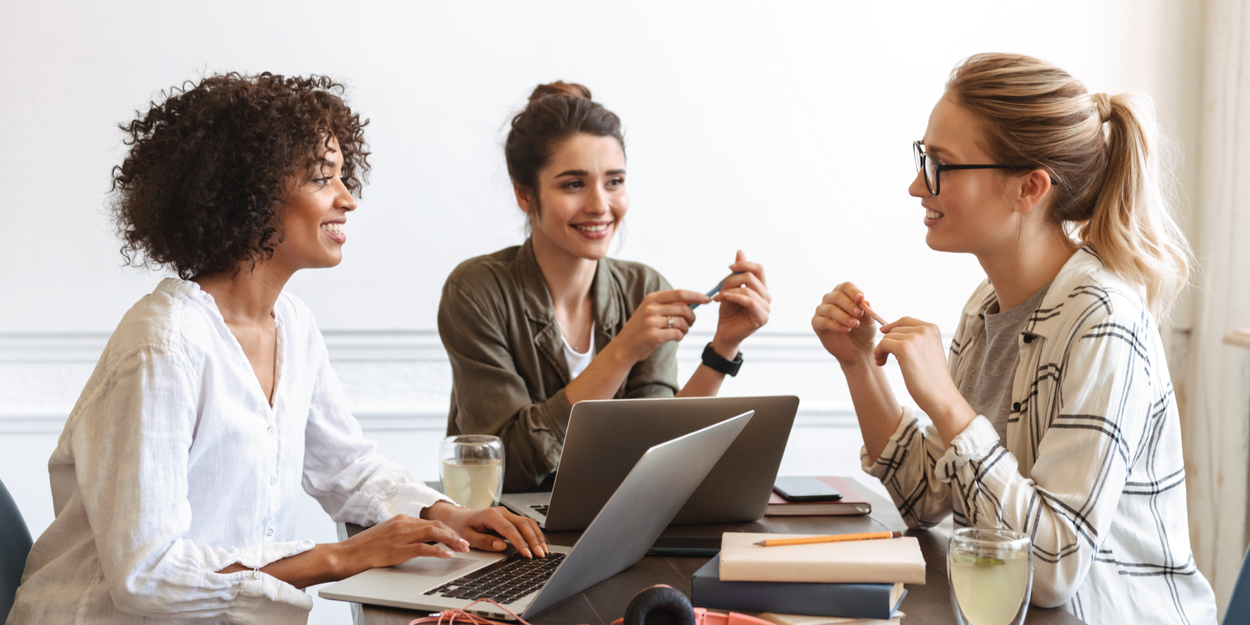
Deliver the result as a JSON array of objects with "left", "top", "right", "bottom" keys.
[{"left": 691, "top": 532, "right": 925, "bottom": 623}]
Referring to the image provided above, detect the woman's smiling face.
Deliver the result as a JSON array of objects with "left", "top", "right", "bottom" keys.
[
  {"left": 519, "top": 133, "right": 628, "bottom": 262},
  {"left": 910, "top": 94, "right": 1023, "bottom": 257},
  {"left": 269, "top": 135, "right": 358, "bottom": 272}
]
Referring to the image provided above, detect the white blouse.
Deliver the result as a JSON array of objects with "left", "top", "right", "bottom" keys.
[{"left": 7, "top": 278, "right": 449, "bottom": 625}]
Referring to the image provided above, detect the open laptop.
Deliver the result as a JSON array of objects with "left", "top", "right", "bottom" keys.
[
  {"left": 503, "top": 395, "right": 798, "bottom": 531},
  {"left": 319, "top": 410, "right": 753, "bottom": 620}
]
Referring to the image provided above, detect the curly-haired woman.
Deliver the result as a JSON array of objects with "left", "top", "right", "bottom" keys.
[
  {"left": 7, "top": 73, "right": 545, "bottom": 625},
  {"left": 811, "top": 54, "right": 1216, "bottom": 624}
]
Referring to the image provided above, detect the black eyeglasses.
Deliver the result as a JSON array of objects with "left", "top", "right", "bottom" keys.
[{"left": 913, "top": 140, "right": 1046, "bottom": 196}]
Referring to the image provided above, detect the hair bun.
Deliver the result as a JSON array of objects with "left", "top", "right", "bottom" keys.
[
  {"left": 529, "top": 81, "right": 592, "bottom": 102},
  {"left": 1090, "top": 92, "right": 1112, "bottom": 122}
]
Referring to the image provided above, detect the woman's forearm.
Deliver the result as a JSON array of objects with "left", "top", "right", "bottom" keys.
[
  {"left": 842, "top": 356, "right": 903, "bottom": 461},
  {"left": 563, "top": 342, "right": 637, "bottom": 405},
  {"left": 676, "top": 337, "right": 739, "bottom": 397},
  {"left": 216, "top": 543, "right": 349, "bottom": 589},
  {"left": 215, "top": 506, "right": 478, "bottom": 589}
]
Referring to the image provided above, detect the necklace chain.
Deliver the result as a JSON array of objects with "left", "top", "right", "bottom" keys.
[{"left": 562, "top": 320, "right": 593, "bottom": 353}]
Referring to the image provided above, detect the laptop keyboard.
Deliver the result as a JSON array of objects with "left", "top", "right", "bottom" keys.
[
  {"left": 424, "top": 552, "right": 566, "bottom": 605},
  {"left": 530, "top": 504, "right": 549, "bottom": 515}
]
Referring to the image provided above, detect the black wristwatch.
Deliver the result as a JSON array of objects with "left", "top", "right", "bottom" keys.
[{"left": 701, "top": 342, "right": 744, "bottom": 377}]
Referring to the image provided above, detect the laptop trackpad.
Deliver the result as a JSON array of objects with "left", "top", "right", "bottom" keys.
[{"left": 392, "top": 555, "right": 480, "bottom": 578}]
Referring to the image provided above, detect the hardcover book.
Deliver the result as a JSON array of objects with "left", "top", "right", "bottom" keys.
[
  {"left": 691, "top": 558, "right": 906, "bottom": 620},
  {"left": 718, "top": 532, "right": 926, "bottom": 585}
]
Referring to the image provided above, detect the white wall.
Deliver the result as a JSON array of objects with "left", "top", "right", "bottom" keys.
[
  {"left": 0, "top": 1, "right": 1207, "bottom": 623},
  {"left": 0, "top": 0, "right": 1202, "bottom": 334}
]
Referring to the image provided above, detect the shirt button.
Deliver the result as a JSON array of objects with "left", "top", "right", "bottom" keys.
[
  {"left": 267, "top": 426, "right": 275, "bottom": 436},
  {"left": 267, "top": 528, "right": 273, "bottom": 537},
  {"left": 270, "top": 476, "right": 277, "bottom": 486},
  {"left": 1013, "top": 402, "right": 1022, "bottom": 412}
]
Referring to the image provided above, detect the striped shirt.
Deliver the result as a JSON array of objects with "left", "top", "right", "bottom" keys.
[{"left": 862, "top": 247, "right": 1217, "bottom": 625}]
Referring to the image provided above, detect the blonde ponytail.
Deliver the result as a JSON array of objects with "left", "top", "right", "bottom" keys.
[
  {"left": 1080, "top": 94, "right": 1191, "bottom": 322},
  {"left": 947, "top": 54, "right": 1192, "bottom": 322}
]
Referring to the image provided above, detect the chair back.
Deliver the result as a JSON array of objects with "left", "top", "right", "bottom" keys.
[
  {"left": 0, "top": 479, "right": 33, "bottom": 623},
  {"left": 1226, "top": 543, "right": 1250, "bottom": 625}
]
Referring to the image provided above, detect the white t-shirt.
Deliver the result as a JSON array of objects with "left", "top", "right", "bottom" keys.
[
  {"left": 561, "top": 323, "right": 595, "bottom": 380},
  {"left": 9, "top": 278, "right": 450, "bottom": 625}
]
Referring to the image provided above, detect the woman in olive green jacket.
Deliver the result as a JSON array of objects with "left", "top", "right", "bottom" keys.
[{"left": 439, "top": 82, "right": 771, "bottom": 491}]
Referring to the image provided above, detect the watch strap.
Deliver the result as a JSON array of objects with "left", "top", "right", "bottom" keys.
[{"left": 701, "top": 342, "right": 743, "bottom": 377}]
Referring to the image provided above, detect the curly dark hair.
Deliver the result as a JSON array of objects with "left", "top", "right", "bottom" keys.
[{"left": 111, "top": 72, "right": 370, "bottom": 279}]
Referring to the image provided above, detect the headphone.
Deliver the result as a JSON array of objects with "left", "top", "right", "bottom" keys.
[{"left": 620, "top": 585, "right": 775, "bottom": 625}]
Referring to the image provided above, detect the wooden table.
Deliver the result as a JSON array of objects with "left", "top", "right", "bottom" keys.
[{"left": 340, "top": 481, "right": 1085, "bottom": 625}]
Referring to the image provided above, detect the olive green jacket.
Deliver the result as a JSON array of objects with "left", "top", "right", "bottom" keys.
[{"left": 438, "top": 239, "right": 679, "bottom": 491}]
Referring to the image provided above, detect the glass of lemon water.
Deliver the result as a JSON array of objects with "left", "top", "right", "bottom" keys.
[
  {"left": 439, "top": 435, "right": 504, "bottom": 510},
  {"left": 948, "top": 528, "right": 1032, "bottom": 625}
]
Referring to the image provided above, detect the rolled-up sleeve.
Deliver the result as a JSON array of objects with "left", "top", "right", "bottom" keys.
[
  {"left": 863, "top": 310, "right": 1157, "bottom": 608},
  {"left": 861, "top": 407, "right": 955, "bottom": 530},
  {"left": 620, "top": 274, "right": 679, "bottom": 400},
  {"left": 934, "top": 313, "right": 1152, "bottom": 608}
]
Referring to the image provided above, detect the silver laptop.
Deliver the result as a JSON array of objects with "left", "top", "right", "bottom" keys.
[
  {"left": 319, "top": 410, "right": 753, "bottom": 620},
  {"left": 503, "top": 395, "right": 798, "bottom": 531}
]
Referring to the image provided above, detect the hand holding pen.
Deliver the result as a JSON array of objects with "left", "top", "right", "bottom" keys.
[
  {"left": 697, "top": 251, "right": 771, "bottom": 353},
  {"left": 689, "top": 272, "right": 742, "bottom": 310},
  {"left": 811, "top": 282, "right": 887, "bottom": 366}
]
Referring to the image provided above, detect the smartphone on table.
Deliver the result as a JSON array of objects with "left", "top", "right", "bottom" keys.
[{"left": 773, "top": 476, "right": 843, "bottom": 502}]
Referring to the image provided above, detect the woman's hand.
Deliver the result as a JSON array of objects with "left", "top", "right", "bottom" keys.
[
  {"left": 812, "top": 282, "right": 880, "bottom": 366},
  {"left": 214, "top": 514, "right": 468, "bottom": 588},
  {"left": 711, "top": 251, "right": 770, "bottom": 355},
  {"left": 215, "top": 505, "right": 546, "bottom": 588},
  {"left": 612, "top": 289, "right": 710, "bottom": 364},
  {"left": 423, "top": 501, "right": 548, "bottom": 559},
  {"left": 336, "top": 514, "right": 470, "bottom": 573},
  {"left": 874, "top": 317, "right": 976, "bottom": 444}
]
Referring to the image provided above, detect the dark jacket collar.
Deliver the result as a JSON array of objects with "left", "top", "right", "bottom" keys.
[
  {"left": 513, "top": 238, "right": 622, "bottom": 381},
  {"left": 515, "top": 237, "right": 621, "bottom": 330}
]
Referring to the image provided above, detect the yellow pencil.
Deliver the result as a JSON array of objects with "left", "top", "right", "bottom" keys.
[{"left": 753, "top": 531, "right": 904, "bottom": 547}]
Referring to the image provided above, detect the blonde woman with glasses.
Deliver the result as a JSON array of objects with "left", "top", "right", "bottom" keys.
[{"left": 811, "top": 54, "right": 1216, "bottom": 624}]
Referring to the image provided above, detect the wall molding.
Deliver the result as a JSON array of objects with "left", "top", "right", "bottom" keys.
[
  {"left": 0, "top": 408, "right": 859, "bottom": 435},
  {"left": 0, "top": 329, "right": 839, "bottom": 363},
  {"left": 0, "top": 329, "right": 888, "bottom": 435}
]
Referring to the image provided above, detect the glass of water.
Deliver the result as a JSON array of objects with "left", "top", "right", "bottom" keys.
[
  {"left": 948, "top": 528, "right": 1033, "bottom": 625},
  {"left": 439, "top": 435, "right": 505, "bottom": 510}
]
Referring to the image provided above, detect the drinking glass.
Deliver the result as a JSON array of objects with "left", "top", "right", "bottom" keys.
[
  {"left": 948, "top": 528, "right": 1033, "bottom": 625},
  {"left": 439, "top": 435, "right": 505, "bottom": 510}
]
